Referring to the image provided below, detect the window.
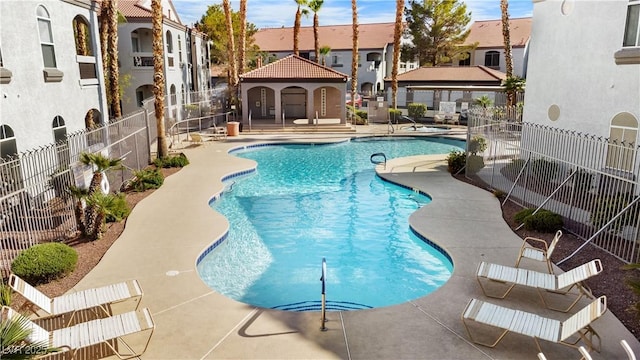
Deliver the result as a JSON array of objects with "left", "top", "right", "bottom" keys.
[
  {"left": 623, "top": 0, "right": 640, "bottom": 47},
  {"left": 73, "top": 16, "right": 92, "bottom": 56},
  {"left": 37, "top": 5, "right": 56, "bottom": 68},
  {"left": 616, "top": 1, "right": 640, "bottom": 64},
  {"left": 0, "top": 125, "right": 17, "bottom": 159},
  {"left": 459, "top": 52, "right": 471, "bottom": 66},
  {"left": 131, "top": 32, "right": 140, "bottom": 52},
  {"left": 606, "top": 112, "right": 638, "bottom": 171},
  {"left": 166, "top": 31, "right": 173, "bottom": 53},
  {"left": 0, "top": 46, "right": 10, "bottom": 84},
  {"left": 332, "top": 54, "right": 342, "bottom": 67},
  {"left": 484, "top": 51, "right": 499, "bottom": 68},
  {"left": 52, "top": 116, "right": 67, "bottom": 143},
  {"left": 178, "top": 35, "right": 183, "bottom": 63}
]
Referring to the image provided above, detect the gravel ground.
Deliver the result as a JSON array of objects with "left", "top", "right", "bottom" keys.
[{"left": 19, "top": 167, "right": 640, "bottom": 341}]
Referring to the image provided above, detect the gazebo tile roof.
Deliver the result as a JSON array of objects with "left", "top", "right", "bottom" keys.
[{"left": 240, "top": 55, "right": 348, "bottom": 81}]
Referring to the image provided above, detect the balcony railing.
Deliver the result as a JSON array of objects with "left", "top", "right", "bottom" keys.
[{"left": 133, "top": 53, "right": 154, "bottom": 67}]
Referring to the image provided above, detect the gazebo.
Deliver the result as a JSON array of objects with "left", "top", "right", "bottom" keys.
[{"left": 239, "top": 55, "right": 349, "bottom": 125}]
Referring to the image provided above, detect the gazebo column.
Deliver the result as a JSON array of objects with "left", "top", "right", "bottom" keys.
[
  {"left": 274, "top": 91, "right": 282, "bottom": 124},
  {"left": 306, "top": 88, "right": 315, "bottom": 124}
]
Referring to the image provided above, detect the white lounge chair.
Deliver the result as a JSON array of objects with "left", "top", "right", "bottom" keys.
[
  {"left": 2, "top": 306, "right": 154, "bottom": 360},
  {"left": 9, "top": 274, "right": 142, "bottom": 324},
  {"left": 476, "top": 259, "right": 602, "bottom": 312},
  {"left": 516, "top": 230, "right": 562, "bottom": 274},
  {"left": 540, "top": 339, "right": 637, "bottom": 360},
  {"left": 462, "top": 296, "right": 606, "bottom": 354}
]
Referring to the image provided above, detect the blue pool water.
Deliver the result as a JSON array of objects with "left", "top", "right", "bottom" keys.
[{"left": 197, "top": 137, "right": 464, "bottom": 311}]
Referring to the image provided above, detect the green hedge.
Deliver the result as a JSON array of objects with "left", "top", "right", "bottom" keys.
[{"left": 11, "top": 243, "right": 78, "bottom": 284}]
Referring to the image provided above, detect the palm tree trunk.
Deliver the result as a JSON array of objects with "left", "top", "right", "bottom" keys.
[
  {"left": 151, "top": 0, "right": 168, "bottom": 158},
  {"left": 350, "top": 0, "right": 358, "bottom": 123},
  {"left": 294, "top": 5, "right": 302, "bottom": 56},
  {"left": 500, "top": 0, "right": 515, "bottom": 106},
  {"left": 314, "top": 13, "right": 319, "bottom": 63},
  {"left": 223, "top": 0, "right": 238, "bottom": 112},
  {"left": 391, "top": 0, "right": 403, "bottom": 109},
  {"left": 100, "top": 0, "right": 110, "bottom": 113},
  {"left": 239, "top": 0, "right": 247, "bottom": 75},
  {"left": 76, "top": 20, "right": 88, "bottom": 56},
  {"left": 108, "top": 0, "right": 121, "bottom": 118}
]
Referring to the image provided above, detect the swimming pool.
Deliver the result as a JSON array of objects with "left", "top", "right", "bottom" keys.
[{"left": 197, "top": 137, "right": 464, "bottom": 311}]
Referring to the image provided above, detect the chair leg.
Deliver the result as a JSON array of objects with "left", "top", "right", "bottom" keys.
[
  {"left": 462, "top": 318, "right": 510, "bottom": 348},
  {"left": 537, "top": 285, "right": 585, "bottom": 313},
  {"left": 477, "top": 277, "right": 517, "bottom": 299}
]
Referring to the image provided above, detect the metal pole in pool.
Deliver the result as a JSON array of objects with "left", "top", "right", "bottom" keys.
[{"left": 320, "top": 257, "right": 327, "bottom": 331}]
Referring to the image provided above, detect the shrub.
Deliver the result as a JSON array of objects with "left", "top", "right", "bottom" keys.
[
  {"left": 407, "top": 103, "right": 426, "bottom": 119},
  {"left": 623, "top": 263, "right": 640, "bottom": 320},
  {"left": 129, "top": 168, "right": 164, "bottom": 192},
  {"left": 389, "top": 108, "right": 402, "bottom": 121},
  {"left": 492, "top": 189, "right": 506, "bottom": 198},
  {"left": 355, "top": 110, "right": 368, "bottom": 120},
  {"left": 467, "top": 155, "right": 485, "bottom": 174},
  {"left": 103, "top": 193, "right": 131, "bottom": 223},
  {"left": 514, "top": 208, "right": 535, "bottom": 224},
  {"left": 590, "top": 193, "right": 637, "bottom": 231},
  {"left": 154, "top": 153, "right": 189, "bottom": 168},
  {"left": 573, "top": 169, "right": 594, "bottom": 192},
  {"left": 446, "top": 150, "right": 466, "bottom": 174},
  {"left": 0, "top": 282, "right": 12, "bottom": 306},
  {"left": 468, "top": 135, "right": 487, "bottom": 155},
  {"left": 515, "top": 208, "right": 563, "bottom": 232},
  {"left": 531, "top": 159, "right": 560, "bottom": 178},
  {"left": 11, "top": 243, "right": 78, "bottom": 284}
]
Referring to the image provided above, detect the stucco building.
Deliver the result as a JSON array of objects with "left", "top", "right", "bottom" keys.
[{"left": 0, "top": 0, "right": 107, "bottom": 156}]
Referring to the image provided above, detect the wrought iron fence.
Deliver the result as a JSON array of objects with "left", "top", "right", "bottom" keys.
[
  {"left": 0, "top": 109, "right": 152, "bottom": 277},
  {"left": 466, "top": 106, "right": 640, "bottom": 264}
]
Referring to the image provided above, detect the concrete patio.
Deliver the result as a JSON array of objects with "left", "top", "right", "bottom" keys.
[{"left": 72, "top": 129, "right": 639, "bottom": 360}]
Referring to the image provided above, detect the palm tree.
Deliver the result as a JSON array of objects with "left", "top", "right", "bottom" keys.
[
  {"left": 391, "top": 0, "right": 403, "bottom": 109},
  {"left": 350, "top": 0, "right": 358, "bottom": 123},
  {"left": 223, "top": 0, "right": 238, "bottom": 112},
  {"left": 68, "top": 185, "right": 88, "bottom": 234},
  {"left": 238, "top": 0, "right": 247, "bottom": 75},
  {"left": 500, "top": 0, "right": 515, "bottom": 106},
  {"left": 293, "top": 0, "right": 308, "bottom": 56},
  {"left": 99, "top": 0, "right": 110, "bottom": 94},
  {"left": 319, "top": 45, "right": 331, "bottom": 66},
  {"left": 308, "top": 0, "right": 324, "bottom": 63},
  {"left": 0, "top": 311, "right": 52, "bottom": 359},
  {"left": 79, "top": 152, "right": 121, "bottom": 239},
  {"left": 151, "top": 0, "right": 168, "bottom": 158},
  {"left": 108, "top": 0, "right": 121, "bottom": 118}
]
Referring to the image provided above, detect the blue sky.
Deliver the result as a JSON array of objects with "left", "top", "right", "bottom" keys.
[{"left": 172, "top": 0, "right": 533, "bottom": 28}]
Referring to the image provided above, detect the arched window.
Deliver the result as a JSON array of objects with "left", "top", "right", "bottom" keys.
[
  {"left": 166, "top": 30, "right": 173, "bottom": 53},
  {"left": 0, "top": 124, "right": 17, "bottom": 159},
  {"left": 37, "top": 5, "right": 57, "bottom": 68},
  {"left": 484, "top": 51, "right": 500, "bottom": 69},
  {"left": 72, "top": 16, "right": 92, "bottom": 56},
  {"left": 170, "top": 84, "right": 176, "bottom": 106},
  {"left": 607, "top": 112, "right": 639, "bottom": 171},
  {"left": 52, "top": 116, "right": 67, "bottom": 143}
]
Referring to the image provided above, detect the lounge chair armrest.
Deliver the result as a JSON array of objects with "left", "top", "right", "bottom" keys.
[{"left": 521, "top": 236, "right": 549, "bottom": 250}]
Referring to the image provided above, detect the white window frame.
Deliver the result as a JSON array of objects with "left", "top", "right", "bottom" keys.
[
  {"left": 624, "top": 0, "right": 640, "bottom": 47},
  {"left": 36, "top": 5, "right": 56, "bottom": 68}
]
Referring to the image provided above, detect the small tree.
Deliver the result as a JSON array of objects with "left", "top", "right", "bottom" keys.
[{"left": 403, "top": 0, "right": 475, "bottom": 66}]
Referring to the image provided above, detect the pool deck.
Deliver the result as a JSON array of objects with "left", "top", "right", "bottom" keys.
[{"left": 72, "top": 127, "right": 639, "bottom": 360}]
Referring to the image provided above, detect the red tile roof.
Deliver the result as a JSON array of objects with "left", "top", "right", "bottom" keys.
[
  {"left": 240, "top": 55, "right": 348, "bottom": 81},
  {"left": 464, "top": 18, "right": 532, "bottom": 48},
  {"left": 254, "top": 23, "right": 397, "bottom": 52},
  {"left": 117, "top": 0, "right": 152, "bottom": 18},
  {"left": 388, "top": 66, "right": 506, "bottom": 83}
]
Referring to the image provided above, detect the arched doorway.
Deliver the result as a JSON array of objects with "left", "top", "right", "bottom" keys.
[
  {"left": 281, "top": 86, "right": 307, "bottom": 119},
  {"left": 247, "top": 86, "right": 276, "bottom": 119}
]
